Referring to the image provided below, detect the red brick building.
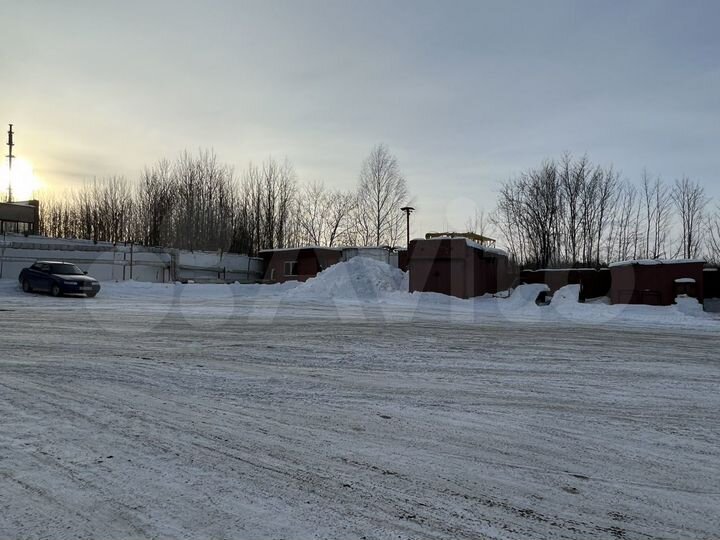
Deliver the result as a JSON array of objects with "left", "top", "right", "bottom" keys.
[
  {"left": 259, "top": 247, "right": 342, "bottom": 283},
  {"left": 609, "top": 259, "right": 705, "bottom": 306},
  {"left": 407, "top": 238, "right": 513, "bottom": 299}
]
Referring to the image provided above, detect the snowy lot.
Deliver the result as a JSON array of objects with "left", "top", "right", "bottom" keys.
[{"left": 1, "top": 260, "right": 719, "bottom": 539}]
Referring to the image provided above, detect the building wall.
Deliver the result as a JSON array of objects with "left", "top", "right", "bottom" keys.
[
  {"left": 342, "top": 247, "right": 393, "bottom": 265},
  {"left": 397, "top": 249, "right": 409, "bottom": 272},
  {"left": 702, "top": 268, "right": 720, "bottom": 299},
  {"left": 174, "top": 251, "right": 264, "bottom": 283},
  {"left": 0, "top": 233, "right": 263, "bottom": 283},
  {"left": 408, "top": 238, "right": 510, "bottom": 299},
  {"left": 0, "top": 200, "right": 39, "bottom": 234},
  {"left": 520, "top": 268, "right": 611, "bottom": 301},
  {"left": 610, "top": 262, "right": 705, "bottom": 305},
  {"left": 260, "top": 248, "right": 342, "bottom": 283}
]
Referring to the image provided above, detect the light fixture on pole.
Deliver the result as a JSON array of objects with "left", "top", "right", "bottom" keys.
[
  {"left": 400, "top": 206, "right": 415, "bottom": 247},
  {"left": 6, "top": 124, "right": 15, "bottom": 203}
]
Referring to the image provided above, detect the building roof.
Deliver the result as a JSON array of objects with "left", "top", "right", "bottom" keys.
[
  {"left": 532, "top": 267, "right": 598, "bottom": 272},
  {"left": 425, "top": 231, "right": 496, "bottom": 244},
  {"left": 258, "top": 246, "right": 343, "bottom": 254},
  {"left": 609, "top": 258, "right": 705, "bottom": 268},
  {"left": 411, "top": 236, "right": 508, "bottom": 257},
  {"left": 463, "top": 239, "right": 508, "bottom": 257}
]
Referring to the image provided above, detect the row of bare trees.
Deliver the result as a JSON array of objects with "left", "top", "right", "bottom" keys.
[
  {"left": 39, "top": 145, "right": 410, "bottom": 254},
  {"left": 493, "top": 154, "right": 717, "bottom": 267}
]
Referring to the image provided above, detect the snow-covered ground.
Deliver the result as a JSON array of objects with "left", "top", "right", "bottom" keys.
[{"left": 1, "top": 259, "right": 719, "bottom": 539}]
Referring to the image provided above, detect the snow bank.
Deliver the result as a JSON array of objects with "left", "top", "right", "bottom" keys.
[
  {"left": 3, "top": 259, "right": 719, "bottom": 330},
  {"left": 673, "top": 296, "right": 705, "bottom": 317},
  {"left": 289, "top": 257, "right": 407, "bottom": 301},
  {"left": 551, "top": 284, "right": 580, "bottom": 306},
  {"left": 503, "top": 284, "right": 549, "bottom": 310}
]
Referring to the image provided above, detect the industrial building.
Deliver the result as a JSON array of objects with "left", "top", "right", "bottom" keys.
[
  {"left": 608, "top": 259, "right": 705, "bottom": 306},
  {"left": 259, "top": 247, "right": 343, "bottom": 283},
  {"left": 407, "top": 237, "right": 512, "bottom": 299},
  {"left": 260, "top": 246, "right": 404, "bottom": 283},
  {"left": 0, "top": 200, "right": 40, "bottom": 235}
]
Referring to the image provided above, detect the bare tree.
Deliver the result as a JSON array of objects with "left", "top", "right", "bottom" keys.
[
  {"left": 497, "top": 155, "right": 626, "bottom": 267},
  {"left": 356, "top": 144, "right": 409, "bottom": 246},
  {"left": 707, "top": 207, "right": 720, "bottom": 264},
  {"left": 493, "top": 181, "right": 529, "bottom": 264},
  {"left": 496, "top": 161, "right": 561, "bottom": 268},
  {"left": 135, "top": 159, "right": 177, "bottom": 247},
  {"left": 295, "top": 182, "right": 329, "bottom": 246},
  {"left": 608, "top": 181, "right": 641, "bottom": 262},
  {"left": 641, "top": 172, "right": 673, "bottom": 259},
  {"left": 258, "top": 157, "right": 295, "bottom": 250},
  {"left": 465, "top": 208, "right": 493, "bottom": 239},
  {"left": 672, "top": 177, "right": 707, "bottom": 259},
  {"left": 325, "top": 189, "right": 356, "bottom": 246},
  {"left": 593, "top": 166, "right": 620, "bottom": 265},
  {"left": 293, "top": 182, "right": 358, "bottom": 247},
  {"left": 558, "top": 153, "right": 584, "bottom": 264}
]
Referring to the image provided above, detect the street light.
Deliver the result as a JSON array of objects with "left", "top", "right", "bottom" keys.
[
  {"left": 400, "top": 206, "right": 415, "bottom": 247},
  {"left": 6, "top": 124, "right": 15, "bottom": 203}
]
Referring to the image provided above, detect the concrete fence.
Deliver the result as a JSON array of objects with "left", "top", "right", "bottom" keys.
[{"left": 0, "top": 233, "right": 264, "bottom": 283}]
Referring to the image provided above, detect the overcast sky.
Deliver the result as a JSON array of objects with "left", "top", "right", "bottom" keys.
[{"left": 2, "top": 0, "right": 719, "bottom": 235}]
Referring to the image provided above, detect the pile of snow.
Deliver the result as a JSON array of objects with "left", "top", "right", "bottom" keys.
[
  {"left": 674, "top": 296, "right": 705, "bottom": 317},
  {"left": 503, "top": 284, "right": 549, "bottom": 310},
  {"left": 551, "top": 284, "right": 580, "bottom": 307},
  {"left": 289, "top": 257, "right": 407, "bottom": 301}
]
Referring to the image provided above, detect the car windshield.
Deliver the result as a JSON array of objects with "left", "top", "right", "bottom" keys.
[{"left": 49, "top": 263, "right": 84, "bottom": 275}]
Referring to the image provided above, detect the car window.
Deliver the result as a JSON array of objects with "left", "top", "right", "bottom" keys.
[{"left": 49, "top": 263, "right": 84, "bottom": 275}]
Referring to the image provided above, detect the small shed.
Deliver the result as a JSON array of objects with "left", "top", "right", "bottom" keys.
[
  {"left": 609, "top": 259, "right": 705, "bottom": 306},
  {"left": 407, "top": 237, "right": 512, "bottom": 299},
  {"left": 259, "top": 247, "right": 342, "bottom": 283}
]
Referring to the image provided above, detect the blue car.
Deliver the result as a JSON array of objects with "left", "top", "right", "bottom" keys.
[{"left": 19, "top": 261, "right": 101, "bottom": 298}]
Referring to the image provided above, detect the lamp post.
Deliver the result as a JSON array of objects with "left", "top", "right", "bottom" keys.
[
  {"left": 6, "top": 124, "right": 15, "bottom": 203},
  {"left": 400, "top": 206, "right": 414, "bottom": 247}
]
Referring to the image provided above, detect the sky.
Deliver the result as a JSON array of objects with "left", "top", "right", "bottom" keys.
[{"left": 2, "top": 0, "right": 719, "bottom": 237}]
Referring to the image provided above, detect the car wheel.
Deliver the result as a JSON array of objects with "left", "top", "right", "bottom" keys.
[
  {"left": 22, "top": 279, "right": 32, "bottom": 293},
  {"left": 51, "top": 284, "right": 62, "bottom": 297},
  {"left": 86, "top": 292, "right": 97, "bottom": 298}
]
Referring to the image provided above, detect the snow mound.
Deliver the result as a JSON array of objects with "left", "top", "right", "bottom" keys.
[
  {"left": 551, "top": 284, "right": 581, "bottom": 306},
  {"left": 504, "top": 284, "right": 550, "bottom": 310},
  {"left": 289, "top": 257, "right": 407, "bottom": 300},
  {"left": 673, "top": 296, "right": 705, "bottom": 317}
]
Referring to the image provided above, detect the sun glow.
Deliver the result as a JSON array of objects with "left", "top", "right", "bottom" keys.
[{"left": 0, "top": 158, "right": 42, "bottom": 202}]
